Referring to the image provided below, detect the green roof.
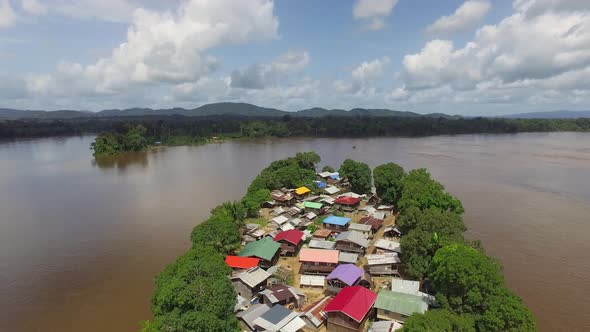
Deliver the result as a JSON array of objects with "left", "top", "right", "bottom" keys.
[
  {"left": 303, "top": 201, "right": 323, "bottom": 209},
  {"left": 374, "top": 290, "right": 428, "bottom": 316},
  {"left": 239, "top": 237, "right": 280, "bottom": 261}
]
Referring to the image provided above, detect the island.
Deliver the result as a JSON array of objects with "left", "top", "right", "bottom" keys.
[{"left": 141, "top": 152, "right": 536, "bottom": 332}]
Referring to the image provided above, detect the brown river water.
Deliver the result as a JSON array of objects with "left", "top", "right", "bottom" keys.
[{"left": 0, "top": 133, "right": 589, "bottom": 332}]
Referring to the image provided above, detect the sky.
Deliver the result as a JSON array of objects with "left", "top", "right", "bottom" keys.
[{"left": 0, "top": 0, "right": 589, "bottom": 115}]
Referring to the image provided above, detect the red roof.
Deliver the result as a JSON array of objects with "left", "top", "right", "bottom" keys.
[
  {"left": 274, "top": 229, "right": 304, "bottom": 245},
  {"left": 225, "top": 255, "right": 260, "bottom": 269},
  {"left": 324, "top": 286, "right": 377, "bottom": 322},
  {"left": 334, "top": 196, "right": 361, "bottom": 206}
]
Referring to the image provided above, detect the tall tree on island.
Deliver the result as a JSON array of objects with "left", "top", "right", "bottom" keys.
[{"left": 338, "top": 159, "right": 372, "bottom": 194}]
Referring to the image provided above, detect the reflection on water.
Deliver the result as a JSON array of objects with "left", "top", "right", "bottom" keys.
[
  {"left": 0, "top": 133, "right": 589, "bottom": 332},
  {"left": 92, "top": 151, "right": 149, "bottom": 171}
]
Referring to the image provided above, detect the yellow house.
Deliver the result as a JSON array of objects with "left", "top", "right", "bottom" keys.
[{"left": 295, "top": 186, "right": 311, "bottom": 196}]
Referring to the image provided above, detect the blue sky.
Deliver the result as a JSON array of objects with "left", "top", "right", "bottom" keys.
[{"left": 1, "top": 0, "right": 589, "bottom": 115}]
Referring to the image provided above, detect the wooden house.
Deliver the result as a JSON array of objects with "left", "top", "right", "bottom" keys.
[
  {"left": 334, "top": 196, "right": 361, "bottom": 212},
  {"left": 299, "top": 248, "right": 339, "bottom": 275},
  {"left": 259, "top": 284, "right": 306, "bottom": 309},
  {"left": 324, "top": 286, "right": 377, "bottom": 332},
  {"left": 374, "top": 290, "right": 428, "bottom": 323},
  {"left": 231, "top": 267, "right": 271, "bottom": 300},
  {"left": 239, "top": 237, "right": 281, "bottom": 269},
  {"left": 365, "top": 253, "right": 401, "bottom": 277},
  {"left": 322, "top": 215, "right": 351, "bottom": 232},
  {"left": 359, "top": 216, "right": 385, "bottom": 234},
  {"left": 272, "top": 190, "right": 296, "bottom": 206},
  {"left": 295, "top": 186, "right": 311, "bottom": 199},
  {"left": 326, "top": 264, "right": 372, "bottom": 294},
  {"left": 225, "top": 255, "right": 260, "bottom": 272},
  {"left": 301, "top": 295, "right": 333, "bottom": 331},
  {"left": 273, "top": 229, "right": 304, "bottom": 256},
  {"left": 335, "top": 231, "right": 370, "bottom": 254},
  {"left": 252, "top": 304, "right": 307, "bottom": 331}
]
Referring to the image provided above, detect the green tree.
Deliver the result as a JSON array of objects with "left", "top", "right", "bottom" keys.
[
  {"left": 241, "top": 188, "right": 271, "bottom": 217},
  {"left": 339, "top": 159, "right": 372, "bottom": 194},
  {"left": 123, "top": 124, "right": 148, "bottom": 151},
  {"left": 212, "top": 201, "right": 246, "bottom": 226},
  {"left": 400, "top": 208, "right": 466, "bottom": 279},
  {"left": 190, "top": 212, "right": 241, "bottom": 254},
  {"left": 321, "top": 165, "right": 335, "bottom": 173},
  {"left": 294, "top": 151, "right": 321, "bottom": 170},
  {"left": 476, "top": 288, "right": 537, "bottom": 332},
  {"left": 373, "top": 162, "right": 405, "bottom": 204},
  {"left": 401, "top": 309, "right": 476, "bottom": 332},
  {"left": 398, "top": 169, "right": 464, "bottom": 214},
  {"left": 430, "top": 244, "right": 504, "bottom": 314}
]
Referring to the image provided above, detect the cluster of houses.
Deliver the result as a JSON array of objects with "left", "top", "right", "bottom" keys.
[{"left": 227, "top": 171, "right": 433, "bottom": 332}]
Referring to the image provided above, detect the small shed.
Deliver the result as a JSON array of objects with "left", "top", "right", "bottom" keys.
[
  {"left": 312, "top": 228, "right": 332, "bottom": 240},
  {"left": 322, "top": 215, "right": 351, "bottom": 231},
  {"left": 384, "top": 226, "right": 402, "bottom": 238},
  {"left": 300, "top": 275, "right": 326, "bottom": 288},
  {"left": 335, "top": 230, "right": 370, "bottom": 254}
]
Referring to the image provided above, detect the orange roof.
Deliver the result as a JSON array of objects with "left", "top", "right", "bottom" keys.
[
  {"left": 225, "top": 255, "right": 260, "bottom": 269},
  {"left": 313, "top": 228, "right": 332, "bottom": 238},
  {"left": 299, "top": 248, "right": 339, "bottom": 264},
  {"left": 295, "top": 186, "right": 311, "bottom": 195}
]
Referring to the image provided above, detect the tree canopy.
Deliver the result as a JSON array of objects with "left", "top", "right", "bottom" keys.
[
  {"left": 339, "top": 159, "right": 372, "bottom": 194},
  {"left": 398, "top": 169, "right": 464, "bottom": 214},
  {"left": 476, "top": 288, "right": 537, "bottom": 332},
  {"left": 401, "top": 309, "right": 476, "bottom": 332},
  {"left": 373, "top": 162, "right": 405, "bottom": 204},
  {"left": 321, "top": 165, "right": 335, "bottom": 172}
]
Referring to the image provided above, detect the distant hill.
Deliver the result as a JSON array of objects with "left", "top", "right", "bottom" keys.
[
  {"left": 0, "top": 102, "right": 462, "bottom": 120},
  {"left": 503, "top": 110, "right": 590, "bottom": 119}
]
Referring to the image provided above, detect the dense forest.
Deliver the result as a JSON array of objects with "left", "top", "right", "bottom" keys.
[
  {"left": 2, "top": 115, "right": 588, "bottom": 155},
  {"left": 143, "top": 152, "right": 536, "bottom": 332}
]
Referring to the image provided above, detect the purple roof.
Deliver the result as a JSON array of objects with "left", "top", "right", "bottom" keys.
[{"left": 326, "top": 264, "right": 363, "bottom": 286}]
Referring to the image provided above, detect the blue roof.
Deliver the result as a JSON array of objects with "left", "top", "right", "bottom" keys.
[
  {"left": 323, "top": 215, "right": 351, "bottom": 226},
  {"left": 330, "top": 172, "right": 340, "bottom": 179},
  {"left": 315, "top": 181, "right": 327, "bottom": 189}
]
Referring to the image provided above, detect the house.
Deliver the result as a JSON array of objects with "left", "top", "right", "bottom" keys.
[
  {"left": 334, "top": 196, "right": 361, "bottom": 212},
  {"left": 235, "top": 294, "right": 249, "bottom": 313},
  {"left": 300, "top": 275, "right": 326, "bottom": 288},
  {"left": 303, "top": 211, "right": 317, "bottom": 221},
  {"left": 322, "top": 215, "right": 351, "bottom": 231},
  {"left": 359, "top": 216, "right": 385, "bottom": 234},
  {"left": 325, "top": 186, "right": 340, "bottom": 195},
  {"left": 391, "top": 278, "right": 435, "bottom": 305},
  {"left": 272, "top": 190, "right": 296, "bottom": 206},
  {"left": 367, "top": 194, "right": 380, "bottom": 206},
  {"left": 280, "top": 223, "right": 295, "bottom": 232},
  {"left": 300, "top": 296, "right": 333, "bottom": 331},
  {"left": 321, "top": 196, "right": 336, "bottom": 205},
  {"left": 377, "top": 205, "right": 394, "bottom": 216},
  {"left": 225, "top": 255, "right": 261, "bottom": 270},
  {"left": 271, "top": 215, "right": 290, "bottom": 227},
  {"left": 374, "top": 239, "right": 401, "bottom": 253},
  {"left": 232, "top": 267, "right": 272, "bottom": 300},
  {"left": 237, "top": 303, "right": 272, "bottom": 331},
  {"left": 299, "top": 248, "right": 339, "bottom": 274},
  {"left": 239, "top": 237, "right": 281, "bottom": 269},
  {"left": 335, "top": 231, "right": 370, "bottom": 254},
  {"left": 324, "top": 286, "right": 377, "bottom": 332},
  {"left": 315, "top": 180, "right": 327, "bottom": 189},
  {"left": 365, "top": 253, "right": 401, "bottom": 277},
  {"left": 274, "top": 229, "right": 305, "bottom": 256},
  {"left": 369, "top": 320, "right": 403, "bottom": 332},
  {"left": 383, "top": 226, "right": 402, "bottom": 238},
  {"left": 253, "top": 304, "right": 307, "bottom": 331},
  {"left": 295, "top": 186, "right": 311, "bottom": 198},
  {"left": 318, "top": 171, "right": 341, "bottom": 184},
  {"left": 309, "top": 239, "right": 336, "bottom": 250},
  {"left": 326, "top": 264, "right": 371, "bottom": 293},
  {"left": 374, "top": 290, "right": 429, "bottom": 323},
  {"left": 303, "top": 201, "right": 323, "bottom": 212},
  {"left": 348, "top": 223, "right": 372, "bottom": 238},
  {"left": 312, "top": 227, "right": 332, "bottom": 240},
  {"left": 259, "top": 284, "right": 306, "bottom": 309},
  {"left": 338, "top": 252, "right": 359, "bottom": 264},
  {"left": 360, "top": 205, "right": 377, "bottom": 216}
]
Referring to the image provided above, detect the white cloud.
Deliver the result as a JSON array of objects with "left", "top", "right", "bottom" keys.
[
  {"left": 230, "top": 51, "right": 310, "bottom": 89},
  {"left": 334, "top": 57, "right": 390, "bottom": 94},
  {"left": 21, "top": 0, "right": 47, "bottom": 15},
  {"left": 353, "top": 0, "right": 398, "bottom": 31},
  {"left": 352, "top": 57, "right": 390, "bottom": 82},
  {"left": 27, "top": 0, "right": 279, "bottom": 97},
  {"left": 426, "top": 0, "right": 491, "bottom": 35},
  {"left": 0, "top": 0, "right": 17, "bottom": 28},
  {"left": 514, "top": 0, "right": 590, "bottom": 17}
]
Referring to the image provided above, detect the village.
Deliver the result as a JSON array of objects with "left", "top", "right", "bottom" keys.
[{"left": 227, "top": 171, "right": 434, "bottom": 332}]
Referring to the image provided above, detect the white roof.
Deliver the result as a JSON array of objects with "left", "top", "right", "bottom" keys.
[
  {"left": 279, "top": 316, "right": 307, "bottom": 332},
  {"left": 338, "top": 251, "right": 359, "bottom": 264},
  {"left": 281, "top": 223, "right": 295, "bottom": 231},
  {"left": 300, "top": 275, "right": 325, "bottom": 287},
  {"left": 320, "top": 197, "right": 335, "bottom": 205},
  {"left": 235, "top": 267, "right": 272, "bottom": 288},
  {"left": 236, "top": 303, "right": 272, "bottom": 330},
  {"left": 273, "top": 207, "right": 285, "bottom": 215},
  {"left": 373, "top": 211, "right": 386, "bottom": 220},
  {"left": 272, "top": 215, "right": 289, "bottom": 225},
  {"left": 304, "top": 212, "right": 317, "bottom": 220},
  {"left": 377, "top": 205, "right": 394, "bottom": 210},
  {"left": 250, "top": 229, "right": 265, "bottom": 238},
  {"left": 309, "top": 239, "right": 336, "bottom": 250},
  {"left": 370, "top": 320, "right": 404, "bottom": 332},
  {"left": 349, "top": 223, "right": 372, "bottom": 233},
  {"left": 366, "top": 253, "right": 401, "bottom": 266},
  {"left": 375, "top": 239, "right": 401, "bottom": 253},
  {"left": 391, "top": 278, "right": 421, "bottom": 295},
  {"left": 340, "top": 192, "right": 361, "bottom": 198},
  {"left": 361, "top": 206, "right": 377, "bottom": 215},
  {"left": 318, "top": 171, "right": 332, "bottom": 178},
  {"left": 325, "top": 186, "right": 340, "bottom": 195}
]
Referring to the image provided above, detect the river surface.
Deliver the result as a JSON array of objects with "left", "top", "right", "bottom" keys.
[{"left": 0, "top": 133, "right": 589, "bottom": 332}]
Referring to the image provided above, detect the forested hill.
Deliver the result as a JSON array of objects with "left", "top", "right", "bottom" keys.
[{"left": 0, "top": 102, "right": 455, "bottom": 120}]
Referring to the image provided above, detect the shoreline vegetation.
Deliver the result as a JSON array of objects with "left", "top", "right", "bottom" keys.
[
  {"left": 78, "top": 115, "right": 590, "bottom": 156},
  {"left": 0, "top": 114, "right": 589, "bottom": 155},
  {"left": 142, "top": 152, "right": 536, "bottom": 332}
]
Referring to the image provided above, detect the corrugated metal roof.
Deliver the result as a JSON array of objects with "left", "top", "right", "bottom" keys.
[
  {"left": 366, "top": 253, "right": 401, "bottom": 265},
  {"left": 374, "top": 290, "right": 428, "bottom": 316},
  {"left": 324, "top": 286, "right": 377, "bottom": 322},
  {"left": 299, "top": 248, "right": 339, "bottom": 264},
  {"left": 303, "top": 201, "right": 323, "bottom": 209},
  {"left": 369, "top": 320, "right": 404, "bottom": 332},
  {"left": 349, "top": 223, "right": 372, "bottom": 232},
  {"left": 235, "top": 267, "right": 271, "bottom": 288},
  {"left": 279, "top": 316, "right": 307, "bottom": 332},
  {"left": 274, "top": 229, "right": 304, "bottom": 245},
  {"left": 326, "top": 264, "right": 363, "bottom": 286},
  {"left": 324, "top": 186, "right": 340, "bottom": 195},
  {"left": 334, "top": 196, "right": 361, "bottom": 206},
  {"left": 374, "top": 239, "right": 401, "bottom": 253},
  {"left": 239, "top": 237, "right": 281, "bottom": 261},
  {"left": 391, "top": 278, "right": 421, "bottom": 295},
  {"left": 335, "top": 231, "right": 370, "bottom": 248},
  {"left": 225, "top": 255, "right": 260, "bottom": 269},
  {"left": 236, "top": 303, "right": 272, "bottom": 330},
  {"left": 300, "top": 275, "right": 325, "bottom": 287},
  {"left": 322, "top": 215, "right": 351, "bottom": 226},
  {"left": 309, "top": 239, "right": 336, "bottom": 250},
  {"left": 338, "top": 252, "right": 359, "bottom": 264},
  {"left": 295, "top": 186, "right": 311, "bottom": 195},
  {"left": 302, "top": 295, "right": 333, "bottom": 327},
  {"left": 271, "top": 215, "right": 289, "bottom": 225}
]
